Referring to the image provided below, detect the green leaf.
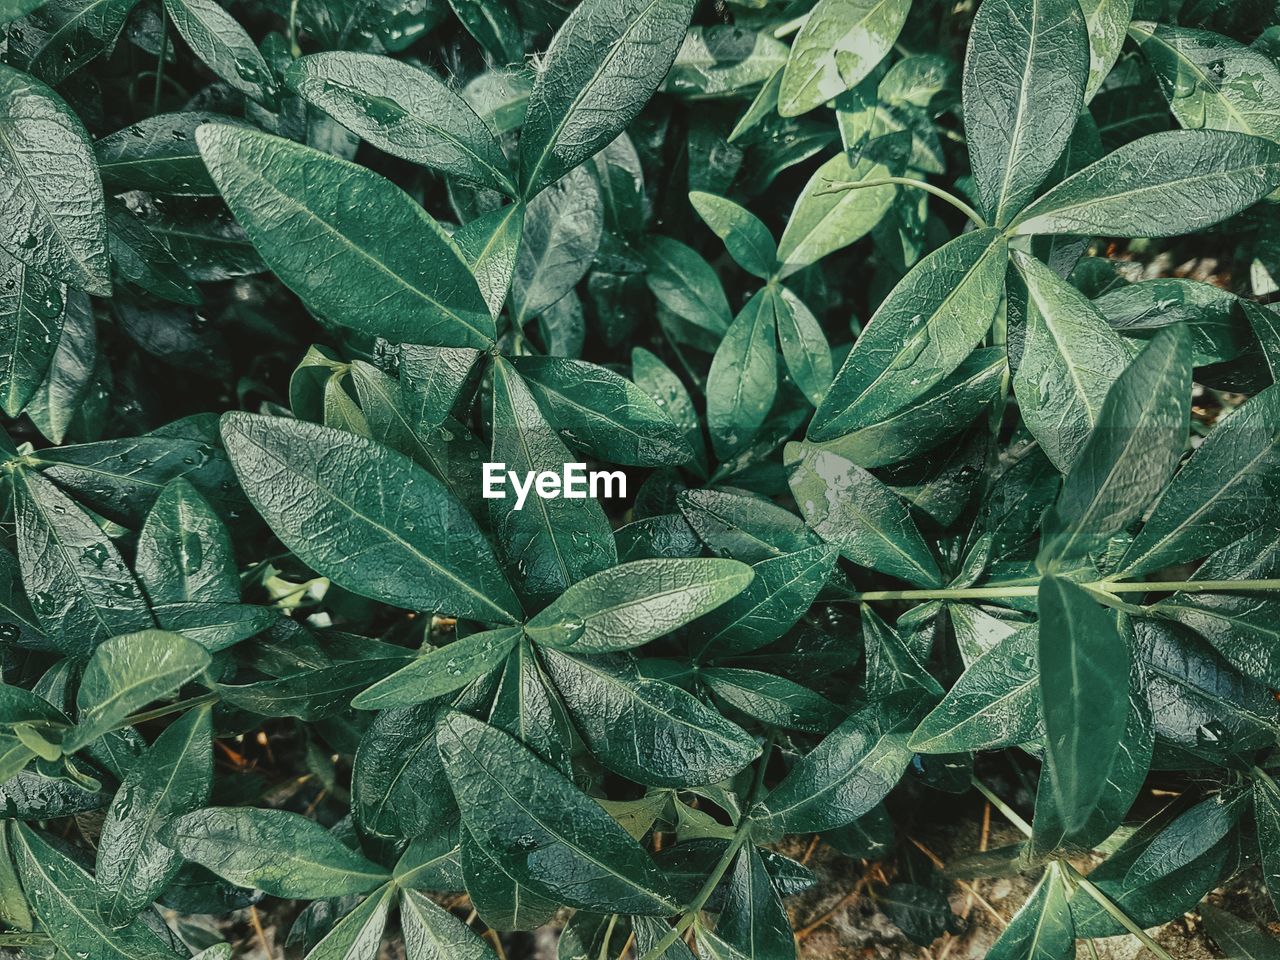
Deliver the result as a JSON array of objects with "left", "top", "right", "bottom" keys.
[
  {"left": 1041, "top": 325, "right": 1192, "bottom": 567},
  {"left": 215, "top": 655, "right": 411, "bottom": 722},
  {"left": 909, "top": 627, "right": 1040, "bottom": 753},
  {"left": 518, "top": 0, "right": 696, "bottom": 197},
  {"left": 13, "top": 822, "right": 183, "bottom": 960},
  {"left": 161, "top": 807, "right": 390, "bottom": 898},
  {"left": 460, "top": 826, "right": 558, "bottom": 931},
  {"left": 1095, "top": 278, "right": 1249, "bottom": 366},
  {"left": 1037, "top": 577, "right": 1129, "bottom": 834},
  {"left": 1200, "top": 903, "right": 1280, "bottom": 960},
  {"left": 777, "top": 0, "right": 910, "bottom": 117},
  {"left": 287, "top": 53, "right": 514, "bottom": 195},
  {"left": 690, "top": 545, "right": 837, "bottom": 657},
  {"left": 707, "top": 288, "right": 779, "bottom": 459},
  {"left": 66, "top": 629, "right": 210, "bottom": 751},
  {"left": 1124, "top": 792, "right": 1246, "bottom": 886},
  {"left": 666, "top": 26, "right": 788, "bottom": 100},
  {"left": 1131, "top": 22, "right": 1280, "bottom": 143},
  {"left": 488, "top": 357, "right": 616, "bottom": 608},
  {"left": 512, "top": 357, "right": 692, "bottom": 466},
  {"left": 6, "top": 0, "right": 140, "bottom": 88},
  {"left": 1010, "top": 130, "right": 1280, "bottom": 237},
  {"left": 402, "top": 887, "right": 499, "bottom": 960},
  {"left": 677, "top": 488, "right": 816, "bottom": 562},
  {"left": 1011, "top": 250, "right": 1131, "bottom": 472},
  {"left": 489, "top": 635, "right": 576, "bottom": 774},
  {"left": 454, "top": 207, "right": 523, "bottom": 322},
  {"left": 196, "top": 124, "right": 495, "bottom": 348},
  {"left": 352, "top": 627, "right": 522, "bottom": 710},
  {"left": 13, "top": 468, "right": 152, "bottom": 656},
  {"left": 702, "top": 666, "right": 842, "bottom": 733},
  {"left": 774, "top": 150, "right": 895, "bottom": 278},
  {"left": 353, "top": 703, "right": 454, "bottom": 841},
  {"left": 809, "top": 229, "right": 1007, "bottom": 438},
  {"left": 0, "top": 249, "right": 66, "bottom": 417},
  {"left": 136, "top": 478, "right": 238, "bottom": 606},
  {"left": 25, "top": 287, "right": 95, "bottom": 444},
  {"left": 436, "top": 710, "right": 680, "bottom": 915},
  {"left": 540, "top": 648, "right": 759, "bottom": 787},
  {"left": 304, "top": 883, "right": 396, "bottom": 960},
  {"left": 163, "top": 0, "right": 276, "bottom": 105},
  {"left": 1254, "top": 776, "right": 1280, "bottom": 919},
  {"left": 0, "top": 63, "right": 110, "bottom": 295},
  {"left": 751, "top": 693, "right": 926, "bottom": 838},
  {"left": 510, "top": 164, "right": 602, "bottom": 324},
  {"left": 786, "top": 442, "right": 943, "bottom": 587},
  {"left": 347, "top": 359, "right": 486, "bottom": 517},
  {"left": 862, "top": 604, "right": 942, "bottom": 701},
  {"left": 689, "top": 191, "right": 776, "bottom": 279},
  {"left": 1120, "top": 383, "right": 1280, "bottom": 577},
  {"left": 632, "top": 347, "right": 708, "bottom": 474},
  {"left": 398, "top": 344, "right": 482, "bottom": 431},
  {"left": 96, "top": 112, "right": 238, "bottom": 197},
  {"left": 1080, "top": 0, "right": 1135, "bottom": 101},
  {"left": 525, "top": 558, "right": 754, "bottom": 654},
  {"left": 448, "top": 0, "right": 522, "bottom": 64},
  {"left": 96, "top": 704, "right": 213, "bottom": 925},
  {"left": 963, "top": 0, "right": 1088, "bottom": 226},
  {"left": 641, "top": 235, "right": 732, "bottom": 337},
  {"left": 706, "top": 846, "right": 795, "bottom": 960},
  {"left": 774, "top": 286, "right": 832, "bottom": 408},
  {"left": 221, "top": 412, "right": 521, "bottom": 624},
  {"left": 105, "top": 199, "right": 200, "bottom": 304},
  {"left": 813, "top": 347, "right": 1004, "bottom": 468},
  {"left": 986, "top": 862, "right": 1075, "bottom": 960}
]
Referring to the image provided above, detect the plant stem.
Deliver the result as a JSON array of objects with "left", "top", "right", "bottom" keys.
[
  {"left": 153, "top": 13, "right": 169, "bottom": 114},
  {"left": 1060, "top": 863, "right": 1176, "bottom": 960},
  {"left": 815, "top": 176, "right": 989, "bottom": 229},
  {"left": 854, "top": 577, "right": 1280, "bottom": 603},
  {"left": 633, "top": 736, "right": 776, "bottom": 960},
  {"left": 970, "top": 778, "right": 1033, "bottom": 838},
  {"left": 289, "top": 0, "right": 302, "bottom": 57}
]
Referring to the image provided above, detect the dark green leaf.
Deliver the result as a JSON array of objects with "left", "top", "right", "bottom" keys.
[
  {"left": 197, "top": 124, "right": 494, "bottom": 348},
  {"left": 221, "top": 412, "right": 521, "bottom": 624},
  {"left": 436, "top": 710, "right": 680, "bottom": 915},
  {"left": 161, "top": 807, "right": 390, "bottom": 898}
]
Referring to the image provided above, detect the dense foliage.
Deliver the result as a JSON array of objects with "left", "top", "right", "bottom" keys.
[{"left": 0, "top": 0, "right": 1279, "bottom": 956}]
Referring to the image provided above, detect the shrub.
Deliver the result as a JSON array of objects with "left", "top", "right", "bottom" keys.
[{"left": 0, "top": 0, "right": 1278, "bottom": 957}]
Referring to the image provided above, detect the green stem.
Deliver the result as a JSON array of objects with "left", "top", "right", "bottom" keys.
[
  {"left": 598, "top": 914, "right": 618, "bottom": 960},
  {"left": 971, "top": 778, "right": 1033, "bottom": 838},
  {"left": 816, "top": 177, "right": 989, "bottom": 229},
  {"left": 152, "top": 14, "right": 169, "bottom": 115},
  {"left": 289, "top": 0, "right": 302, "bottom": 57},
  {"left": 0, "top": 933, "right": 50, "bottom": 947},
  {"left": 855, "top": 577, "right": 1280, "bottom": 603},
  {"left": 634, "top": 736, "right": 776, "bottom": 960},
  {"left": 1061, "top": 864, "right": 1176, "bottom": 960}
]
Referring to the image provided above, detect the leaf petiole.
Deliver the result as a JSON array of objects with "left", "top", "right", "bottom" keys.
[{"left": 814, "top": 176, "right": 989, "bottom": 229}]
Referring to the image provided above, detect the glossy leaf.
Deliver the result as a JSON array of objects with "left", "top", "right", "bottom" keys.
[
  {"left": 518, "top": 0, "right": 696, "bottom": 197},
  {"left": 221, "top": 412, "right": 521, "bottom": 624},
  {"left": 809, "top": 229, "right": 1007, "bottom": 438},
  {"left": 197, "top": 124, "right": 495, "bottom": 348},
  {"left": 161, "top": 807, "right": 390, "bottom": 898},
  {"left": 436, "top": 710, "right": 680, "bottom": 915},
  {"left": 964, "top": 0, "right": 1088, "bottom": 226}
]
